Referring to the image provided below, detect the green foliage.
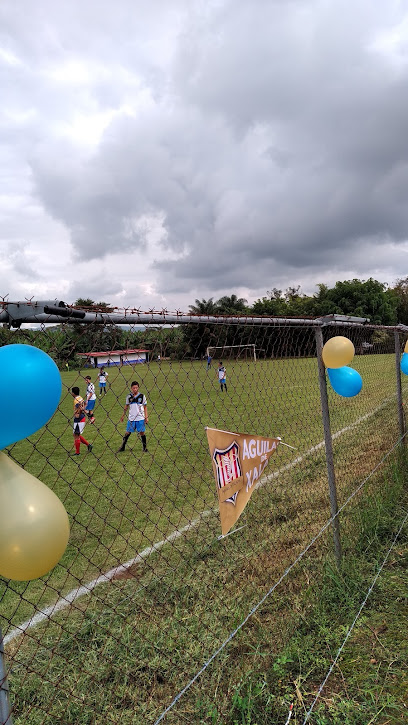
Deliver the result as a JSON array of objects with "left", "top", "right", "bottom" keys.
[
  {"left": 251, "top": 278, "right": 399, "bottom": 324},
  {"left": 309, "top": 278, "right": 398, "bottom": 324},
  {"left": 251, "top": 289, "right": 288, "bottom": 316},
  {"left": 251, "top": 286, "right": 314, "bottom": 317},
  {"left": 74, "top": 298, "right": 96, "bottom": 307},
  {"left": 184, "top": 298, "right": 218, "bottom": 356},
  {"left": 371, "top": 329, "right": 389, "bottom": 345},
  {"left": 390, "top": 275, "right": 408, "bottom": 325},
  {"left": 216, "top": 295, "right": 248, "bottom": 314},
  {"left": 231, "top": 678, "right": 268, "bottom": 724},
  {"left": 189, "top": 298, "right": 218, "bottom": 315}
]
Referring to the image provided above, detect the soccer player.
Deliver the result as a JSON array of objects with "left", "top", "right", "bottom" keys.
[
  {"left": 98, "top": 368, "right": 108, "bottom": 396},
  {"left": 70, "top": 387, "right": 93, "bottom": 455},
  {"left": 217, "top": 361, "right": 227, "bottom": 392},
  {"left": 84, "top": 375, "right": 96, "bottom": 423},
  {"left": 206, "top": 354, "right": 212, "bottom": 371},
  {"left": 118, "top": 381, "right": 149, "bottom": 453}
]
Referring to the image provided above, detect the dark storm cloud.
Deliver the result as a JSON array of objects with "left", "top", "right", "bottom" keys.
[{"left": 2, "top": 0, "right": 408, "bottom": 301}]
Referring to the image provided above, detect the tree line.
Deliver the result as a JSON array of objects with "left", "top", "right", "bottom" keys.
[
  {"left": 2, "top": 278, "right": 407, "bottom": 366},
  {"left": 190, "top": 277, "right": 407, "bottom": 325}
]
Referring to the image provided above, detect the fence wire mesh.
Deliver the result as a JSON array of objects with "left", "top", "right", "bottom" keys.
[{"left": 0, "top": 311, "right": 407, "bottom": 724}]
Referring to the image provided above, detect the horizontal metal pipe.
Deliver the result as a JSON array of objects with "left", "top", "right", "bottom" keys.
[
  {"left": 0, "top": 312, "right": 373, "bottom": 326},
  {"left": 0, "top": 302, "right": 402, "bottom": 329}
]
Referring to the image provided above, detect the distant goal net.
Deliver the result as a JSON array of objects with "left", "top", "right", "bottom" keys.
[{"left": 207, "top": 344, "right": 257, "bottom": 361}]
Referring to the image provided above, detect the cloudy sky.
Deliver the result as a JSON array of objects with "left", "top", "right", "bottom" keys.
[{"left": 1, "top": 0, "right": 408, "bottom": 311}]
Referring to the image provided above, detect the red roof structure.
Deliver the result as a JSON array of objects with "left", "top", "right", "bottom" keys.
[{"left": 78, "top": 349, "right": 149, "bottom": 357}]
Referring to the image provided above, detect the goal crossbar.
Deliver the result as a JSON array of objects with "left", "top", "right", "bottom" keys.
[{"left": 207, "top": 344, "right": 257, "bottom": 361}]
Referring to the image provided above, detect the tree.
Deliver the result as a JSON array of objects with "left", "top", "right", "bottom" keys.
[
  {"left": 216, "top": 294, "right": 248, "bottom": 314},
  {"left": 283, "top": 287, "right": 315, "bottom": 317},
  {"left": 184, "top": 299, "right": 219, "bottom": 357},
  {"left": 75, "top": 298, "right": 95, "bottom": 307},
  {"left": 188, "top": 298, "right": 218, "bottom": 315},
  {"left": 309, "top": 279, "right": 398, "bottom": 325},
  {"left": 74, "top": 298, "right": 112, "bottom": 310},
  {"left": 250, "top": 286, "right": 313, "bottom": 317},
  {"left": 251, "top": 288, "right": 288, "bottom": 316},
  {"left": 71, "top": 298, "right": 121, "bottom": 356},
  {"left": 391, "top": 276, "right": 408, "bottom": 325}
]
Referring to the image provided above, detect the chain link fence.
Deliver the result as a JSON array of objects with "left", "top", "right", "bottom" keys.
[{"left": 0, "top": 304, "right": 407, "bottom": 724}]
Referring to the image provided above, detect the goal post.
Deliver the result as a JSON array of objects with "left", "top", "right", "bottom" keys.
[{"left": 207, "top": 344, "right": 257, "bottom": 361}]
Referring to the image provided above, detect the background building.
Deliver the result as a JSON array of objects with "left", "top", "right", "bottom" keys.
[{"left": 78, "top": 349, "right": 149, "bottom": 367}]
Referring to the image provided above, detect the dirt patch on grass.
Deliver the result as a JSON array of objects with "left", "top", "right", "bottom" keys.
[{"left": 110, "top": 562, "right": 146, "bottom": 581}]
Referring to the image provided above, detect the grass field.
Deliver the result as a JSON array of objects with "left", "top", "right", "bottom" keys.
[
  {"left": 1, "top": 353, "right": 407, "bottom": 723},
  {"left": 1, "top": 355, "right": 403, "bottom": 624}
]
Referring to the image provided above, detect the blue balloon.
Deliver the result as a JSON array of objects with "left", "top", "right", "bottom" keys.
[
  {"left": 401, "top": 352, "right": 408, "bottom": 376},
  {"left": 327, "top": 366, "right": 363, "bottom": 398},
  {"left": 0, "top": 345, "right": 62, "bottom": 449}
]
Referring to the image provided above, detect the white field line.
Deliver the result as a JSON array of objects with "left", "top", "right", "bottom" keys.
[
  {"left": 3, "top": 511, "right": 215, "bottom": 646},
  {"left": 3, "top": 393, "right": 399, "bottom": 646}
]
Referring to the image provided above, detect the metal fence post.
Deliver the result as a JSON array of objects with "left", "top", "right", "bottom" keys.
[
  {"left": 0, "top": 627, "right": 13, "bottom": 725},
  {"left": 394, "top": 331, "right": 405, "bottom": 444},
  {"left": 315, "top": 327, "right": 342, "bottom": 566}
]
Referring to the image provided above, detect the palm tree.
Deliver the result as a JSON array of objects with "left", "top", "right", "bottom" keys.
[
  {"left": 188, "top": 298, "right": 218, "bottom": 315},
  {"left": 216, "top": 294, "right": 248, "bottom": 314}
]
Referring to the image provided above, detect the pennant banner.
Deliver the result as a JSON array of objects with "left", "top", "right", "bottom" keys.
[{"left": 206, "top": 427, "right": 281, "bottom": 536}]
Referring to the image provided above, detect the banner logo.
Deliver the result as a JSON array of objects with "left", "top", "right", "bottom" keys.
[{"left": 213, "top": 442, "right": 242, "bottom": 490}]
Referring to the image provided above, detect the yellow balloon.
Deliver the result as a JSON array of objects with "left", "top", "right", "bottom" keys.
[
  {"left": 0, "top": 452, "right": 70, "bottom": 581},
  {"left": 322, "top": 336, "right": 355, "bottom": 369},
  {"left": 404, "top": 340, "right": 408, "bottom": 354}
]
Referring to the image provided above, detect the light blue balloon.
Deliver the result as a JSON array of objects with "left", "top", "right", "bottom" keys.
[
  {"left": 327, "top": 366, "right": 363, "bottom": 398},
  {"left": 400, "top": 352, "right": 408, "bottom": 376},
  {"left": 0, "top": 344, "right": 62, "bottom": 449}
]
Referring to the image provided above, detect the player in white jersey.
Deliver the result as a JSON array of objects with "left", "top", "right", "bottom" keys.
[
  {"left": 98, "top": 368, "right": 108, "bottom": 396},
  {"left": 217, "top": 361, "right": 227, "bottom": 392},
  {"left": 118, "top": 381, "right": 149, "bottom": 453},
  {"left": 85, "top": 375, "right": 96, "bottom": 424}
]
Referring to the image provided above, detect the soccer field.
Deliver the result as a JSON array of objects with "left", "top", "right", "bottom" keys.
[{"left": 0, "top": 354, "right": 403, "bottom": 631}]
